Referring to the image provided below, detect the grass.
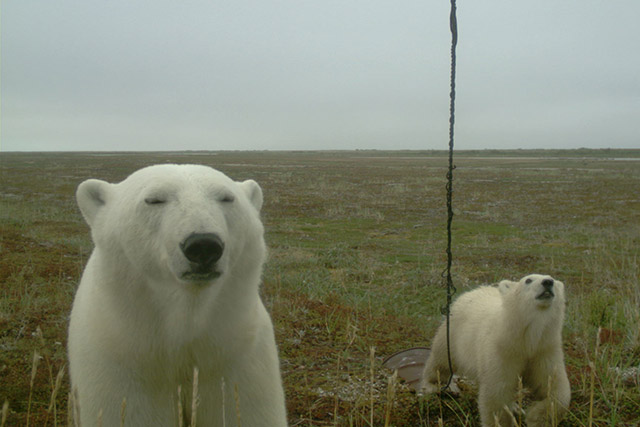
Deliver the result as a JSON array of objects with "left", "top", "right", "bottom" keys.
[{"left": 0, "top": 149, "right": 639, "bottom": 426}]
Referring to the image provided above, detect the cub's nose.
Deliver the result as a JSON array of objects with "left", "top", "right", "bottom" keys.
[
  {"left": 542, "top": 278, "right": 554, "bottom": 290},
  {"left": 181, "top": 233, "right": 224, "bottom": 266}
]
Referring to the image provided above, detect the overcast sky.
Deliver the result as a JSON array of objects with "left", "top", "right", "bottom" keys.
[{"left": 2, "top": 1, "right": 639, "bottom": 151}]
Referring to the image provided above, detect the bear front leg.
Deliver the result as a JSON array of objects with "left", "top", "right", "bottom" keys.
[
  {"left": 525, "top": 370, "right": 571, "bottom": 426},
  {"left": 420, "top": 326, "right": 453, "bottom": 394},
  {"left": 77, "top": 381, "right": 177, "bottom": 427},
  {"left": 477, "top": 378, "right": 519, "bottom": 427},
  {"left": 525, "top": 354, "right": 571, "bottom": 427}
]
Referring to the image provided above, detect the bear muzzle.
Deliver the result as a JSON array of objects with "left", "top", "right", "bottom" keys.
[
  {"left": 180, "top": 232, "right": 225, "bottom": 281},
  {"left": 535, "top": 278, "right": 555, "bottom": 300}
]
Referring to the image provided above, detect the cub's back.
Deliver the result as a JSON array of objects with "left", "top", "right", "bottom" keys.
[
  {"left": 451, "top": 285, "right": 502, "bottom": 325},
  {"left": 449, "top": 286, "right": 503, "bottom": 377}
]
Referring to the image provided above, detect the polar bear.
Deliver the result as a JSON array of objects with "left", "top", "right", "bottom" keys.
[
  {"left": 420, "top": 274, "right": 570, "bottom": 427},
  {"left": 68, "top": 164, "right": 287, "bottom": 427}
]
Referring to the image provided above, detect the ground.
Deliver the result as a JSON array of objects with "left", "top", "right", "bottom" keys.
[{"left": 1, "top": 150, "right": 639, "bottom": 426}]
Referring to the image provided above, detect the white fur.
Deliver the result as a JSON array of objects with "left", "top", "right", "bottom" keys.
[
  {"left": 421, "top": 274, "right": 571, "bottom": 427},
  {"left": 68, "top": 164, "right": 287, "bottom": 427}
]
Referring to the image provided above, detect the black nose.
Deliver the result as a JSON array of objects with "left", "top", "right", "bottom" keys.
[
  {"left": 542, "top": 279, "right": 554, "bottom": 290},
  {"left": 180, "top": 233, "right": 224, "bottom": 266}
]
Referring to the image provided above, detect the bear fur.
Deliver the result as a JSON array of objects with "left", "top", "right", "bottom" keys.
[
  {"left": 420, "top": 274, "right": 570, "bottom": 427},
  {"left": 68, "top": 164, "right": 287, "bottom": 427}
]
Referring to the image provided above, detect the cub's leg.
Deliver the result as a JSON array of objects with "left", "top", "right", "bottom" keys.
[
  {"left": 420, "top": 324, "right": 453, "bottom": 394},
  {"left": 477, "top": 370, "right": 519, "bottom": 427},
  {"left": 524, "top": 353, "right": 571, "bottom": 427}
]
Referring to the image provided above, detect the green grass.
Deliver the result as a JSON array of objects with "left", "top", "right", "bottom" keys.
[{"left": 1, "top": 150, "right": 639, "bottom": 426}]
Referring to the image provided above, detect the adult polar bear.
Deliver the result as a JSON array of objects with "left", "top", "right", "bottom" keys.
[
  {"left": 68, "top": 164, "right": 287, "bottom": 426},
  {"left": 421, "top": 274, "right": 570, "bottom": 427}
]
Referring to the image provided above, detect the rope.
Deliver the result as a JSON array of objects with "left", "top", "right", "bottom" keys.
[{"left": 441, "top": 0, "right": 458, "bottom": 393}]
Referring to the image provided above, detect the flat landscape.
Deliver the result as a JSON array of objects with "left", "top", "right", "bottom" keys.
[{"left": 1, "top": 149, "right": 639, "bottom": 426}]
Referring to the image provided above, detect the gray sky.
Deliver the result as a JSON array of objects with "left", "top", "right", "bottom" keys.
[{"left": 2, "top": 0, "right": 639, "bottom": 151}]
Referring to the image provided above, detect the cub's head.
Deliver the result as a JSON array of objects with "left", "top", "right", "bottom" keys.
[
  {"left": 498, "top": 274, "right": 565, "bottom": 310},
  {"left": 76, "top": 164, "right": 265, "bottom": 287}
]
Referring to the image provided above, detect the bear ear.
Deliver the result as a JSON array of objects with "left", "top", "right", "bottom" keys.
[
  {"left": 498, "top": 280, "right": 515, "bottom": 294},
  {"left": 76, "top": 179, "right": 112, "bottom": 227},
  {"left": 239, "top": 179, "right": 263, "bottom": 212}
]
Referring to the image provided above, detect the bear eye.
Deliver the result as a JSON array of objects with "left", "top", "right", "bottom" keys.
[
  {"left": 220, "top": 193, "right": 235, "bottom": 203},
  {"left": 144, "top": 197, "right": 167, "bottom": 205},
  {"left": 525, "top": 278, "right": 533, "bottom": 284}
]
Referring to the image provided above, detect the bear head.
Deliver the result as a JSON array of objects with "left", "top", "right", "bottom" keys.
[
  {"left": 76, "top": 164, "right": 265, "bottom": 287},
  {"left": 498, "top": 274, "right": 566, "bottom": 310}
]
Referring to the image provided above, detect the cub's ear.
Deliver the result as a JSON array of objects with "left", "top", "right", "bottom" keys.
[
  {"left": 239, "top": 179, "right": 263, "bottom": 212},
  {"left": 76, "top": 179, "right": 112, "bottom": 227},
  {"left": 498, "top": 280, "right": 516, "bottom": 294}
]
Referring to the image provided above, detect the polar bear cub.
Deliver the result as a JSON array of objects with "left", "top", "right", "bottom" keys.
[
  {"left": 421, "top": 274, "right": 570, "bottom": 427},
  {"left": 68, "top": 164, "right": 287, "bottom": 427}
]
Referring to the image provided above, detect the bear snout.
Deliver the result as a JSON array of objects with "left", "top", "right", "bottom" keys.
[
  {"left": 180, "top": 233, "right": 225, "bottom": 275},
  {"left": 536, "top": 278, "right": 555, "bottom": 300}
]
